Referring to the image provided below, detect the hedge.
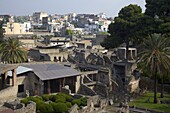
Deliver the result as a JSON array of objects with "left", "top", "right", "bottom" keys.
[
  {"left": 65, "top": 102, "right": 72, "bottom": 108},
  {"left": 80, "top": 97, "right": 87, "bottom": 106},
  {"left": 57, "top": 93, "right": 73, "bottom": 102},
  {"left": 51, "top": 102, "right": 68, "bottom": 113},
  {"left": 72, "top": 99, "right": 81, "bottom": 106},
  {"left": 37, "top": 102, "right": 53, "bottom": 113},
  {"left": 42, "top": 94, "right": 50, "bottom": 101},
  {"left": 71, "top": 97, "right": 87, "bottom": 107},
  {"left": 21, "top": 98, "right": 29, "bottom": 105},
  {"left": 55, "top": 96, "right": 66, "bottom": 103}
]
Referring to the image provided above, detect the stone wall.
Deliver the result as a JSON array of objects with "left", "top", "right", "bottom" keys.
[
  {"left": 79, "top": 83, "right": 96, "bottom": 96},
  {"left": 97, "top": 71, "right": 110, "bottom": 86},
  {"left": 15, "top": 101, "right": 36, "bottom": 113},
  {"left": 15, "top": 75, "right": 31, "bottom": 97},
  {"left": 88, "top": 95, "right": 100, "bottom": 106},
  {"left": 69, "top": 95, "right": 108, "bottom": 113},
  {"left": 128, "top": 78, "right": 140, "bottom": 93},
  {"left": 0, "top": 86, "right": 18, "bottom": 105},
  {"left": 46, "top": 52, "right": 68, "bottom": 62},
  {"left": 39, "top": 48, "right": 60, "bottom": 54},
  {"left": 61, "top": 86, "right": 71, "bottom": 95},
  {"left": 13, "top": 72, "right": 40, "bottom": 96},
  {"left": 93, "top": 82, "right": 108, "bottom": 97},
  {"left": 68, "top": 104, "right": 79, "bottom": 113},
  {"left": 3, "top": 100, "right": 36, "bottom": 113}
]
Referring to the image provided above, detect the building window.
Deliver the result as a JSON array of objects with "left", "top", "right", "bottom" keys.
[
  {"left": 18, "top": 84, "right": 24, "bottom": 93},
  {"left": 58, "top": 57, "right": 61, "bottom": 62},
  {"left": 54, "top": 56, "right": 57, "bottom": 62}
]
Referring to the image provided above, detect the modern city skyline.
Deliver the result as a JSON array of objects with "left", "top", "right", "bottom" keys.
[{"left": 0, "top": 0, "right": 145, "bottom": 17}]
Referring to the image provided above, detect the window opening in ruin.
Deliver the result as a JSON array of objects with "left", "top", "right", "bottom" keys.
[{"left": 18, "top": 84, "right": 24, "bottom": 93}]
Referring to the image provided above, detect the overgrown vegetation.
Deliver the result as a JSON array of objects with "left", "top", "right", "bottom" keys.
[{"left": 21, "top": 93, "right": 87, "bottom": 113}]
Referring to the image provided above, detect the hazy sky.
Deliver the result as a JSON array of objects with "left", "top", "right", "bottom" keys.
[{"left": 0, "top": 0, "right": 146, "bottom": 17}]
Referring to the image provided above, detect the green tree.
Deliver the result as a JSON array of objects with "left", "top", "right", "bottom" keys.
[
  {"left": 145, "top": 0, "right": 170, "bottom": 36},
  {"left": 0, "top": 38, "right": 27, "bottom": 63},
  {"left": 138, "top": 34, "right": 170, "bottom": 103},
  {"left": 102, "top": 4, "right": 143, "bottom": 88},
  {"left": 102, "top": 4, "right": 143, "bottom": 49},
  {"left": 144, "top": 0, "right": 170, "bottom": 98}
]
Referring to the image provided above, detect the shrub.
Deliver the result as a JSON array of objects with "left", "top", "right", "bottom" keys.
[
  {"left": 21, "top": 98, "right": 29, "bottom": 105},
  {"left": 42, "top": 94, "right": 50, "bottom": 101},
  {"left": 57, "top": 93, "right": 73, "bottom": 102},
  {"left": 65, "top": 102, "right": 72, "bottom": 108},
  {"left": 49, "top": 95, "right": 57, "bottom": 102},
  {"left": 80, "top": 97, "right": 87, "bottom": 106},
  {"left": 28, "top": 96, "right": 43, "bottom": 103},
  {"left": 37, "top": 103, "right": 53, "bottom": 113},
  {"left": 51, "top": 102, "right": 68, "bottom": 113},
  {"left": 72, "top": 99, "right": 81, "bottom": 106},
  {"left": 55, "top": 96, "right": 66, "bottom": 103},
  {"left": 50, "top": 102, "right": 57, "bottom": 108},
  {"left": 36, "top": 101, "right": 45, "bottom": 112},
  {"left": 64, "top": 94, "right": 73, "bottom": 102},
  {"left": 36, "top": 96, "right": 43, "bottom": 100}
]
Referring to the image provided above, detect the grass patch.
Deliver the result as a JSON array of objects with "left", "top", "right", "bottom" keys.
[{"left": 129, "top": 92, "right": 170, "bottom": 112}]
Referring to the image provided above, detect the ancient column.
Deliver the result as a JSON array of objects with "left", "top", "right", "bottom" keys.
[{"left": 12, "top": 69, "right": 17, "bottom": 86}]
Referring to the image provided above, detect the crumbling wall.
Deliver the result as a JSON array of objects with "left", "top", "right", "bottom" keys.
[
  {"left": 3, "top": 100, "right": 36, "bottom": 113},
  {"left": 83, "top": 75, "right": 93, "bottom": 83},
  {"left": 15, "top": 101, "right": 36, "bottom": 113},
  {"left": 69, "top": 95, "right": 108, "bottom": 113},
  {"left": 68, "top": 104, "right": 79, "bottom": 113},
  {"left": 93, "top": 82, "right": 108, "bottom": 97},
  {"left": 0, "top": 86, "right": 18, "bottom": 105},
  {"left": 128, "top": 78, "right": 140, "bottom": 93},
  {"left": 78, "top": 83, "right": 96, "bottom": 96}
]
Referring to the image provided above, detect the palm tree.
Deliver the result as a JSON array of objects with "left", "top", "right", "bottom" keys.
[
  {"left": 0, "top": 38, "right": 27, "bottom": 64},
  {"left": 138, "top": 33, "right": 170, "bottom": 103}
]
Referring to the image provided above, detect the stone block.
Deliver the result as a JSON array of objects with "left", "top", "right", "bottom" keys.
[
  {"left": 109, "top": 99, "right": 113, "bottom": 105},
  {"left": 68, "top": 104, "right": 79, "bottom": 113},
  {"left": 61, "top": 87, "right": 71, "bottom": 95}
]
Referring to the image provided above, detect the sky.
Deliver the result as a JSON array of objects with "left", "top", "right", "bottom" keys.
[{"left": 0, "top": 0, "right": 146, "bottom": 18}]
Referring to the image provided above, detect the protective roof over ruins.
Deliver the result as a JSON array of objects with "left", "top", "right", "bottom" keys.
[{"left": 22, "top": 63, "right": 81, "bottom": 80}]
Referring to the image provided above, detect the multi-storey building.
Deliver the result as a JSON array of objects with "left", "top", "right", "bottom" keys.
[{"left": 33, "top": 12, "right": 48, "bottom": 24}]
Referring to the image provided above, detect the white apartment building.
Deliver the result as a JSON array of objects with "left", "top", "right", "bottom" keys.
[{"left": 3, "top": 22, "right": 33, "bottom": 35}]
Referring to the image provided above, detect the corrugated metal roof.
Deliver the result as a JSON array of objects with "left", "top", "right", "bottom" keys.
[
  {"left": 8, "top": 66, "right": 33, "bottom": 77},
  {"left": 22, "top": 63, "right": 81, "bottom": 80}
]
